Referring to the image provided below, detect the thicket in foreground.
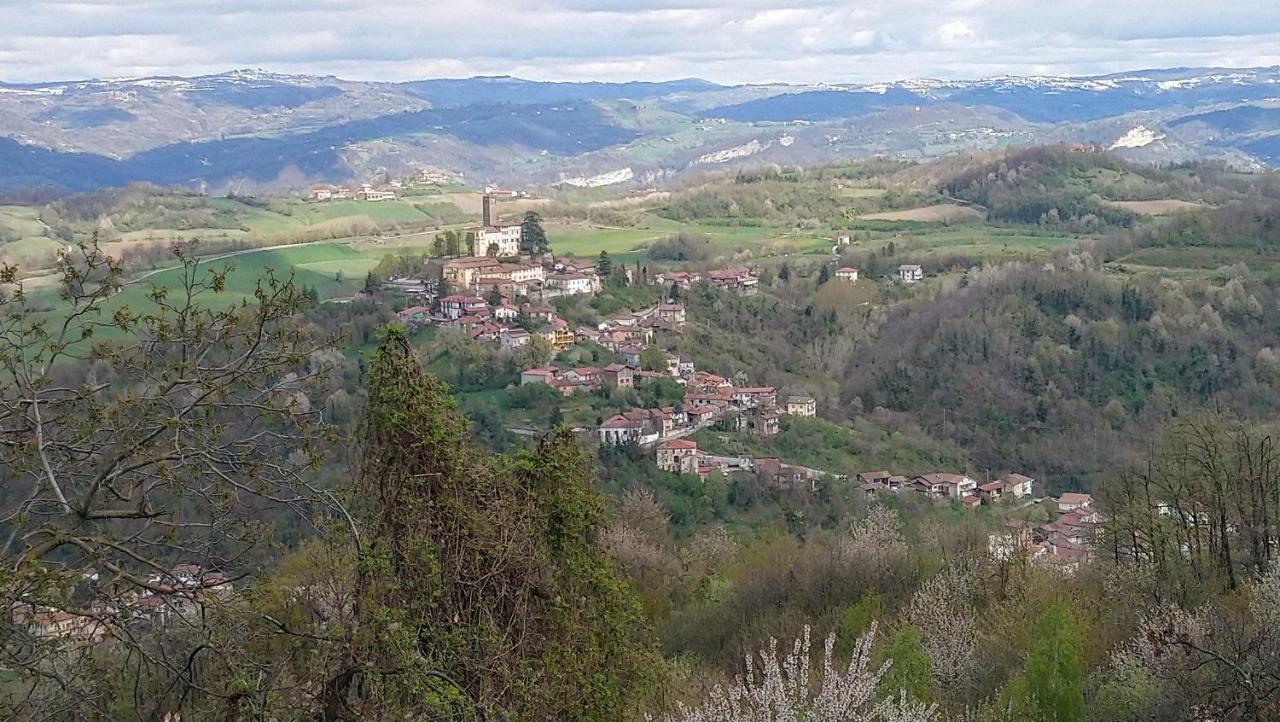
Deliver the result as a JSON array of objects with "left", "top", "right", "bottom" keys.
[
  {"left": 658, "top": 625, "right": 937, "bottom": 722},
  {"left": 343, "top": 327, "right": 661, "bottom": 720}
]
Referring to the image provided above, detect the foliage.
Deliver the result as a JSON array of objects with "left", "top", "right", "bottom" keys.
[
  {"left": 0, "top": 237, "right": 339, "bottom": 718},
  {"left": 877, "top": 626, "right": 934, "bottom": 704},
  {"left": 521, "top": 211, "right": 550, "bottom": 254},
  {"left": 1023, "top": 601, "right": 1085, "bottom": 722},
  {"left": 657, "top": 625, "right": 937, "bottom": 722},
  {"left": 351, "top": 328, "right": 661, "bottom": 720},
  {"left": 647, "top": 233, "right": 717, "bottom": 262}
]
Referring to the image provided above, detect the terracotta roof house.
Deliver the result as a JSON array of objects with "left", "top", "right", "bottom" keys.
[
  {"left": 1001, "top": 473, "right": 1035, "bottom": 498},
  {"left": 915, "top": 473, "right": 978, "bottom": 499},
  {"left": 1057, "top": 493, "right": 1093, "bottom": 513}
]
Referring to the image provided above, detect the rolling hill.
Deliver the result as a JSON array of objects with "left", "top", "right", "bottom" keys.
[{"left": 6, "top": 66, "right": 1280, "bottom": 194}]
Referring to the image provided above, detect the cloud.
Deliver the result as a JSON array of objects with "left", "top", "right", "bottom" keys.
[{"left": 0, "top": 0, "right": 1277, "bottom": 84}]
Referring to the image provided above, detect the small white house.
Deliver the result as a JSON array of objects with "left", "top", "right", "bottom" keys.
[
  {"left": 835, "top": 267, "right": 859, "bottom": 282},
  {"left": 898, "top": 265, "right": 924, "bottom": 284},
  {"left": 546, "top": 273, "right": 595, "bottom": 296},
  {"left": 500, "top": 328, "right": 531, "bottom": 351}
]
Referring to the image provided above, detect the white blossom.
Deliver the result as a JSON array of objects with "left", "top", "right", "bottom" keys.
[{"left": 657, "top": 625, "right": 937, "bottom": 722}]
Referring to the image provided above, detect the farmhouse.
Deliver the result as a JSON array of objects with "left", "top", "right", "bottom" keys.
[
  {"left": 733, "top": 387, "right": 778, "bottom": 409},
  {"left": 898, "top": 264, "right": 924, "bottom": 284},
  {"left": 520, "top": 368, "right": 557, "bottom": 386},
  {"left": 835, "top": 267, "right": 859, "bottom": 282},
  {"left": 546, "top": 273, "right": 595, "bottom": 296},
  {"left": 356, "top": 185, "right": 396, "bottom": 202},
  {"left": 783, "top": 395, "right": 817, "bottom": 417},
  {"left": 443, "top": 257, "right": 502, "bottom": 290},
  {"left": 440, "top": 295, "right": 487, "bottom": 320},
  {"left": 1057, "top": 493, "right": 1093, "bottom": 513},
  {"left": 706, "top": 267, "right": 759, "bottom": 296},
  {"left": 395, "top": 306, "right": 430, "bottom": 328},
  {"left": 656, "top": 439, "right": 700, "bottom": 474},
  {"left": 1000, "top": 473, "right": 1035, "bottom": 498},
  {"left": 657, "top": 303, "right": 687, "bottom": 325},
  {"left": 914, "top": 473, "right": 978, "bottom": 499},
  {"left": 600, "top": 363, "right": 635, "bottom": 388},
  {"left": 499, "top": 328, "right": 531, "bottom": 351}
]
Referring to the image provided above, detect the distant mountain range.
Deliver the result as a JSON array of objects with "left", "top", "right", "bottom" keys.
[{"left": 3, "top": 66, "right": 1280, "bottom": 194}]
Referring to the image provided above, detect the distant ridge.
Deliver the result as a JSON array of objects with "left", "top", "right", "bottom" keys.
[{"left": 2, "top": 65, "right": 1280, "bottom": 193}]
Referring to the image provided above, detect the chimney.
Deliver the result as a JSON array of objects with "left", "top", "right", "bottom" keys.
[{"left": 482, "top": 194, "right": 493, "bottom": 227}]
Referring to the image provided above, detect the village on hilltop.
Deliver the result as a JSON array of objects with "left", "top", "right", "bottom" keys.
[{"left": 358, "top": 188, "right": 1102, "bottom": 579}]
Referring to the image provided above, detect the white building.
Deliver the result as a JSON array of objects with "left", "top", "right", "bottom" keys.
[
  {"left": 357, "top": 185, "right": 396, "bottom": 202},
  {"left": 474, "top": 224, "right": 523, "bottom": 258},
  {"left": 546, "top": 273, "right": 595, "bottom": 296},
  {"left": 784, "top": 395, "right": 816, "bottom": 417},
  {"left": 500, "top": 328, "right": 531, "bottom": 351},
  {"left": 898, "top": 265, "right": 924, "bottom": 284},
  {"left": 835, "top": 267, "right": 859, "bottom": 282}
]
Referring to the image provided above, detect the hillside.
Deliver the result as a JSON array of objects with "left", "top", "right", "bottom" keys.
[{"left": 8, "top": 67, "right": 1280, "bottom": 193}]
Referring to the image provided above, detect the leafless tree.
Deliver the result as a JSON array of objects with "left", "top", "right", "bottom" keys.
[{"left": 0, "top": 238, "right": 344, "bottom": 718}]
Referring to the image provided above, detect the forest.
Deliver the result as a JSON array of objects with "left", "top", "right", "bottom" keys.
[{"left": 6, "top": 147, "right": 1280, "bottom": 721}]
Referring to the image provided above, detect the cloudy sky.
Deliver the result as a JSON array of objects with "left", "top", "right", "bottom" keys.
[{"left": 3, "top": 0, "right": 1280, "bottom": 85}]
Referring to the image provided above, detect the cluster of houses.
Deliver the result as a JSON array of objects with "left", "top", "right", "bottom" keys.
[
  {"left": 652, "top": 267, "right": 761, "bottom": 296},
  {"left": 988, "top": 493, "right": 1103, "bottom": 574},
  {"left": 856, "top": 470, "right": 1034, "bottom": 509},
  {"left": 12, "top": 564, "right": 234, "bottom": 641},
  {"left": 589, "top": 370, "right": 817, "bottom": 457},
  {"left": 654, "top": 438, "right": 828, "bottom": 489},
  {"left": 440, "top": 255, "right": 603, "bottom": 300},
  {"left": 850, "top": 466, "right": 1103, "bottom": 573},
  {"left": 309, "top": 168, "right": 459, "bottom": 202},
  {"left": 309, "top": 182, "right": 400, "bottom": 203}
]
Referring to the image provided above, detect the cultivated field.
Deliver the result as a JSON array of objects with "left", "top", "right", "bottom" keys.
[
  {"left": 860, "top": 204, "right": 985, "bottom": 223},
  {"left": 1107, "top": 199, "right": 1206, "bottom": 215}
]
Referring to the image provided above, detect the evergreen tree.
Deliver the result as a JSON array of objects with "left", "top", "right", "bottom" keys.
[
  {"left": 818, "top": 264, "right": 831, "bottom": 285},
  {"left": 443, "top": 230, "right": 462, "bottom": 257},
  {"left": 364, "top": 271, "right": 380, "bottom": 295},
  {"left": 597, "top": 250, "right": 613, "bottom": 277},
  {"left": 352, "top": 329, "right": 660, "bottom": 720},
  {"left": 299, "top": 284, "right": 320, "bottom": 307},
  {"left": 521, "top": 211, "right": 550, "bottom": 254},
  {"left": 1024, "top": 601, "right": 1085, "bottom": 722},
  {"left": 779, "top": 263, "right": 791, "bottom": 281}
]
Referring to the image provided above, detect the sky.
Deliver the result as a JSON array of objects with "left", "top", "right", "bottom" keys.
[{"left": 3, "top": 0, "right": 1280, "bottom": 85}]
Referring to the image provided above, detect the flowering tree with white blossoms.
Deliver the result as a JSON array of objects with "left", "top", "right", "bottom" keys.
[{"left": 658, "top": 625, "right": 938, "bottom": 722}]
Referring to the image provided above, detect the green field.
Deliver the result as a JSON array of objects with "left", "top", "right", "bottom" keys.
[
  {"left": 547, "top": 215, "right": 830, "bottom": 258},
  {"left": 0, "top": 206, "right": 62, "bottom": 263},
  {"left": 266, "top": 199, "right": 431, "bottom": 226},
  {"left": 27, "top": 244, "right": 375, "bottom": 330}
]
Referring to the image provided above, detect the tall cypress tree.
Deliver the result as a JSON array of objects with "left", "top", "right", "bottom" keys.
[{"left": 353, "top": 328, "right": 659, "bottom": 720}]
